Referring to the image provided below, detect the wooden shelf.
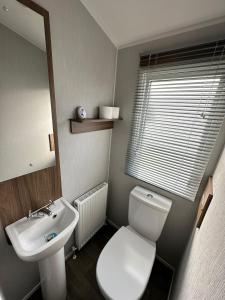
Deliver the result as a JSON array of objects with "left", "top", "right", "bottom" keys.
[{"left": 70, "top": 118, "right": 122, "bottom": 134}]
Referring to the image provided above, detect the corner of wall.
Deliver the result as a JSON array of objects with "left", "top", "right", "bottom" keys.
[{"left": 106, "top": 48, "right": 118, "bottom": 182}]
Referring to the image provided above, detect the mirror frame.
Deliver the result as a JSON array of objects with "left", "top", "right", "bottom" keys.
[
  {"left": 0, "top": 0, "right": 62, "bottom": 228},
  {"left": 16, "top": 0, "right": 60, "bottom": 175}
]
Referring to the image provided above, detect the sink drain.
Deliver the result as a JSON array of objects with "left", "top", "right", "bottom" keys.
[{"left": 45, "top": 232, "right": 58, "bottom": 242}]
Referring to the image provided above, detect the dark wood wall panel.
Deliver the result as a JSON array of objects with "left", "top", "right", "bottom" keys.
[
  {"left": 0, "top": 166, "right": 61, "bottom": 227},
  {"left": 0, "top": 0, "right": 62, "bottom": 228}
]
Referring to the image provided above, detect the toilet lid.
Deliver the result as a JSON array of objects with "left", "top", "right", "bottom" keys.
[{"left": 96, "top": 226, "right": 156, "bottom": 300}]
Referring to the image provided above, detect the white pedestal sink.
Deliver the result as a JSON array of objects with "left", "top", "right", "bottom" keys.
[{"left": 6, "top": 198, "right": 79, "bottom": 300}]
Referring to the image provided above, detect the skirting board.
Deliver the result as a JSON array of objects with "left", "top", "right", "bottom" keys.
[
  {"left": 106, "top": 217, "right": 120, "bottom": 229},
  {"left": 22, "top": 282, "right": 41, "bottom": 300},
  {"left": 167, "top": 269, "right": 175, "bottom": 300},
  {"left": 22, "top": 249, "right": 74, "bottom": 300}
]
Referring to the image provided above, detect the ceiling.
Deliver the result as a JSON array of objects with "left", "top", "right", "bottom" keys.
[
  {"left": 80, "top": 0, "right": 225, "bottom": 49},
  {"left": 0, "top": 0, "right": 45, "bottom": 51}
]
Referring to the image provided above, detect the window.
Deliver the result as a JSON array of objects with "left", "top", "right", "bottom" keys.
[{"left": 126, "top": 40, "right": 225, "bottom": 201}]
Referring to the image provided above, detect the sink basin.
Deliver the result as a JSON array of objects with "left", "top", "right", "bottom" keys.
[
  {"left": 6, "top": 197, "right": 79, "bottom": 262},
  {"left": 6, "top": 197, "right": 79, "bottom": 300}
]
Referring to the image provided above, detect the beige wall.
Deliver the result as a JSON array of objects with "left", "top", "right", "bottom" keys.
[
  {"left": 108, "top": 22, "right": 225, "bottom": 267},
  {"left": 171, "top": 145, "right": 225, "bottom": 300},
  {"left": 37, "top": 0, "right": 117, "bottom": 203},
  {"left": 0, "top": 1, "right": 116, "bottom": 299}
]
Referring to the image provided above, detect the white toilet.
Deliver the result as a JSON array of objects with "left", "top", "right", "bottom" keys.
[{"left": 96, "top": 186, "right": 172, "bottom": 300}]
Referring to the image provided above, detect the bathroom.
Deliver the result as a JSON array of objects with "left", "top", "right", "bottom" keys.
[{"left": 0, "top": 0, "right": 225, "bottom": 299}]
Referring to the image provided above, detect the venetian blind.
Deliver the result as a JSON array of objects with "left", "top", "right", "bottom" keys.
[{"left": 126, "top": 40, "right": 225, "bottom": 201}]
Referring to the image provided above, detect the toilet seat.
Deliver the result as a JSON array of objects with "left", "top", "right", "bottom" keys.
[{"left": 96, "top": 226, "right": 156, "bottom": 300}]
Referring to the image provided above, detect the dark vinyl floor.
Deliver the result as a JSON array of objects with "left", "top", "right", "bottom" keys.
[{"left": 30, "top": 225, "right": 173, "bottom": 300}]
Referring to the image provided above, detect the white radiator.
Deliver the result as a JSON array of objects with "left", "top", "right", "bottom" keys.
[{"left": 74, "top": 182, "right": 108, "bottom": 250}]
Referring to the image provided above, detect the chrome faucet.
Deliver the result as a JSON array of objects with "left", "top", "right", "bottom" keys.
[
  {"left": 39, "top": 207, "right": 52, "bottom": 216},
  {"left": 27, "top": 200, "right": 54, "bottom": 219}
]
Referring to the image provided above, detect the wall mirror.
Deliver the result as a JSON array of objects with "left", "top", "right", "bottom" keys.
[{"left": 0, "top": 0, "right": 57, "bottom": 182}]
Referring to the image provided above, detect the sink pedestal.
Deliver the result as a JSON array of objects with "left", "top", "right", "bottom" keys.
[
  {"left": 39, "top": 248, "right": 67, "bottom": 300},
  {"left": 6, "top": 198, "right": 79, "bottom": 300}
]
